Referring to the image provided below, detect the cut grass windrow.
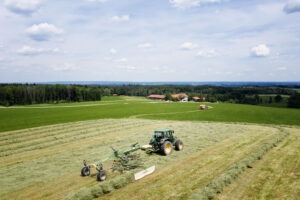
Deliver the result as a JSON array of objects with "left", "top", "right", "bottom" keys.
[
  {"left": 0, "top": 119, "right": 151, "bottom": 149},
  {"left": 189, "top": 128, "right": 290, "bottom": 200},
  {"left": 0, "top": 120, "right": 156, "bottom": 157}
]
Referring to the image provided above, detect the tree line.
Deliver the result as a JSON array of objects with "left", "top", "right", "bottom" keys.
[
  {"left": 0, "top": 84, "right": 299, "bottom": 108},
  {"left": 0, "top": 84, "right": 102, "bottom": 106}
]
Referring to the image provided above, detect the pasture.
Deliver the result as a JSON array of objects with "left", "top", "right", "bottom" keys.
[
  {"left": 1, "top": 96, "right": 300, "bottom": 133},
  {"left": 0, "top": 96, "right": 299, "bottom": 200}
]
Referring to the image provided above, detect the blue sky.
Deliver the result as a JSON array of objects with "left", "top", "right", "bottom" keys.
[{"left": 0, "top": 0, "right": 300, "bottom": 82}]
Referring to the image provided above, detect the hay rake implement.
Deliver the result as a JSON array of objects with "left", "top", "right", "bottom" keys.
[
  {"left": 81, "top": 143, "right": 153, "bottom": 181},
  {"left": 81, "top": 129, "right": 183, "bottom": 181}
]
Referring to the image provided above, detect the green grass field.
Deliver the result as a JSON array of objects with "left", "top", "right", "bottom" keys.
[
  {"left": 0, "top": 96, "right": 299, "bottom": 200},
  {"left": 0, "top": 96, "right": 300, "bottom": 132}
]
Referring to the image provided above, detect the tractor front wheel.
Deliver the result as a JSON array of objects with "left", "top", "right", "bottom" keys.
[
  {"left": 97, "top": 170, "right": 107, "bottom": 181},
  {"left": 81, "top": 166, "right": 90, "bottom": 176},
  {"left": 175, "top": 140, "right": 184, "bottom": 151},
  {"left": 161, "top": 141, "right": 173, "bottom": 156}
]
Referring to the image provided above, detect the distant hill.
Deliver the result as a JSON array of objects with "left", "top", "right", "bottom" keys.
[{"left": 16, "top": 81, "right": 300, "bottom": 87}]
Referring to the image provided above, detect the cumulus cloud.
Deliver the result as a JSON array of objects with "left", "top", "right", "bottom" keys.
[
  {"left": 283, "top": 0, "right": 300, "bottom": 13},
  {"left": 118, "top": 65, "right": 136, "bottom": 71},
  {"left": 277, "top": 66, "right": 287, "bottom": 71},
  {"left": 138, "top": 43, "right": 153, "bottom": 48},
  {"left": 115, "top": 58, "right": 128, "bottom": 62},
  {"left": 110, "top": 48, "right": 117, "bottom": 54},
  {"left": 26, "top": 23, "right": 63, "bottom": 41},
  {"left": 53, "top": 63, "right": 80, "bottom": 71},
  {"left": 169, "top": 0, "right": 221, "bottom": 9},
  {"left": 251, "top": 44, "right": 270, "bottom": 57},
  {"left": 111, "top": 15, "right": 130, "bottom": 22},
  {"left": 4, "top": 0, "right": 43, "bottom": 15},
  {"left": 17, "top": 46, "right": 61, "bottom": 56},
  {"left": 180, "top": 42, "right": 198, "bottom": 50},
  {"left": 197, "top": 49, "right": 217, "bottom": 57}
]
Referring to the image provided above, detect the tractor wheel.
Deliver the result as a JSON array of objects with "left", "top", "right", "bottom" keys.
[
  {"left": 97, "top": 170, "right": 107, "bottom": 181},
  {"left": 81, "top": 166, "right": 90, "bottom": 176},
  {"left": 175, "top": 140, "right": 184, "bottom": 151},
  {"left": 161, "top": 141, "right": 173, "bottom": 156}
]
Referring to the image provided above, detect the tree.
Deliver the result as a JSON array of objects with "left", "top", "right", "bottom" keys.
[
  {"left": 103, "top": 88, "right": 111, "bottom": 96},
  {"left": 165, "top": 93, "right": 172, "bottom": 101},
  {"left": 275, "top": 94, "right": 282, "bottom": 103},
  {"left": 288, "top": 93, "right": 300, "bottom": 108},
  {"left": 268, "top": 96, "right": 273, "bottom": 104}
]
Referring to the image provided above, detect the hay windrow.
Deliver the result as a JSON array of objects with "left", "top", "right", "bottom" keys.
[
  {"left": 189, "top": 129, "right": 289, "bottom": 200},
  {"left": 63, "top": 172, "right": 134, "bottom": 200}
]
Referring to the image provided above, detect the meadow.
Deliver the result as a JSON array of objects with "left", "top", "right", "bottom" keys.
[
  {"left": 0, "top": 96, "right": 299, "bottom": 200},
  {"left": 0, "top": 96, "right": 300, "bottom": 132}
]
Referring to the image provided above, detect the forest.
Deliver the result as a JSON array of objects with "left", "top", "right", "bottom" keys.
[
  {"left": 0, "top": 84, "right": 299, "bottom": 108},
  {"left": 0, "top": 84, "right": 102, "bottom": 106}
]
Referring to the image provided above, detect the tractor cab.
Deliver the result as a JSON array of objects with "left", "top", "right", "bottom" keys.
[
  {"left": 154, "top": 129, "right": 174, "bottom": 139},
  {"left": 149, "top": 129, "right": 183, "bottom": 155}
]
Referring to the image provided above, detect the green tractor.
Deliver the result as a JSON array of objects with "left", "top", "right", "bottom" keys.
[{"left": 149, "top": 129, "right": 184, "bottom": 155}]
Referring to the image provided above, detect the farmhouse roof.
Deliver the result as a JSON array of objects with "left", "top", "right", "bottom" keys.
[
  {"left": 147, "top": 94, "right": 165, "bottom": 99},
  {"left": 171, "top": 93, "right": 188, "bottom": 99}
]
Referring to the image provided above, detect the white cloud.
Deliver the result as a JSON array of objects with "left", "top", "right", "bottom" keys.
[
  {"left": 110, "top": 48, "right": 117, "bottom": 54},
  {"left": 138, "top": 43, "right": 153, "bottom": 48},
  {"left": 115, "top": 58, "right": 128, "bottom": 62},
  {"left": 197, "top": 49, "right": 217, "bottom": 57},
  {"left": 169, "top": 0, "right": 221, "bottom": 9},
  {"left": 251, "top": 44, "right": 270, "bottom": 57},
  {"left": 180, "top": 42, "right": 198, "bottom": 50},
  {"left": 111, "top": 15, "right": 130, "bottom": 22},
  {"left": 277, "top": 66, "right": 287, "bottom": 71},
  {"left": 26, "top": 23, "right": 63, "bottom": 41},
  {"left": 53, "top": 63, "right": 80, "bottom": 71},
  {"left": 17, "top": 46, "right": 61, "bottom": 56},
  {"left": 4, "top": 0, "right": 43, "bottom": 15},
  {"left": 283, "top": 0, "right": 300, "bottom": 14},
  {"left": 118, "top": 65, "right": 136, "bottom": 70}
]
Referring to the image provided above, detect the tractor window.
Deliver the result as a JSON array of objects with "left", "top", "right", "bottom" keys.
[{"left": 154, "top": 132, "right": 163, "bottom": 137}]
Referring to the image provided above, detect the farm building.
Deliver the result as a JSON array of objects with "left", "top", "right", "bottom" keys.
[
  {"left": 171, "top": 93, "right": 188, "bottom": 102},
  {"left": 147, "top": 94, "right": 166, "bottom": 100},
  {"left": 193, "top": 97, "right": 200, "bottom": 102}
]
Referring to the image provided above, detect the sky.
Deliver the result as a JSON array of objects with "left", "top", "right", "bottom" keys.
[{"left": 0, "top": 0, "right": 300, "bottom": 82}]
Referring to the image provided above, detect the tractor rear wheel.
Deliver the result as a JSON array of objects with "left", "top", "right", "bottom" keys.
[
  {"left": 81, "top": 166, "right": 90, "bottom": 176},
  {"left": 161, "top": 141, "right": 173, "bottom": 156},
  {"left": 97, "top": 170, "right": 107, "bottom": 181},
  {"left": 175, "top": 140, "right": 184, "bottom": 151}
]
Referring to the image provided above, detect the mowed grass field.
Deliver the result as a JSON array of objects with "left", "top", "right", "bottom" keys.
[{"left": 0, "top": 96, "right": 299, "bottom": 200}]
